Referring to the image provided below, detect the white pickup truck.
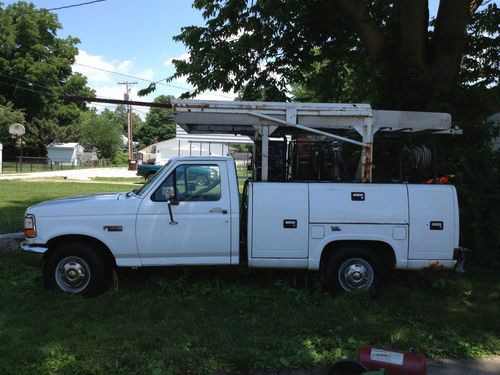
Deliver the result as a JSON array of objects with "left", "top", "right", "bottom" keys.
[{"left": 21, "top": 156, "right": 468, "bottom": 295}]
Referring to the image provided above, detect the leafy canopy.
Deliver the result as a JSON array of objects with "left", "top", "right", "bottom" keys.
[
  {"left": 135, "top": 95, "right": 176, "bottom": 148},
  {"left": 172, "top": 0, "right": 498, "bottom": 111},
  {"left": 0, "top": 1, "right": 94, "bottom": 122}
]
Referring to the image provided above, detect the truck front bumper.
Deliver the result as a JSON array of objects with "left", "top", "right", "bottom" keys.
[
  {"left": 19, "top": 242, "right": 48, "bottom": 267},
  {"left": 455, "top": 247, "right": 472, "bottom": 273}
]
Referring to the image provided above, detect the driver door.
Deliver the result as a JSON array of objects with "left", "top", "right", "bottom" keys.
[{"left": 136, "top": 161, "right": 232, "bottom": 265}]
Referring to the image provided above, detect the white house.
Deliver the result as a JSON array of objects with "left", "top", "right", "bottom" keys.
[
  {"left": 138, "top": 125, "right": 253, "bottom": 164},
  {"left": 46, "top": 142, "right": 84, "bottom": 166}
]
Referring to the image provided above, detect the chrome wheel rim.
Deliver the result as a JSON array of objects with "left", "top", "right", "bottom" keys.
[
  {"left": 338, "top": 258, "right": 374, "bottom": 292},
  {"left": 55, "top": 256, "right": 91, "bottom": 293}
]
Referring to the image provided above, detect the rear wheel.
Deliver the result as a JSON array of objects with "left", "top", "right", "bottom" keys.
[
  {"left": 324, "top": 246, "right": 382, "bottom": 294},
  {"left": 44, "top": 242, "right": 109, "bottom": 296}
]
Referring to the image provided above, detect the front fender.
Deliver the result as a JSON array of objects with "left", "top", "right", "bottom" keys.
[{"left": 33, "top": 215, "right": 140, "bottom": 265}]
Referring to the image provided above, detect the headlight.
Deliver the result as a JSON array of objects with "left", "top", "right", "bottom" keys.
[{"left": 24, "top": 214, "right": 37, "bottom": 238}]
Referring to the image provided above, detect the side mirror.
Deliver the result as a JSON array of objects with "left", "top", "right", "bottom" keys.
[
  {"left": 163, "top": 186, "right": 175, "bottom": 199},
  {"left": 163, "top": 187, "right": 179, "bottom": 205}
]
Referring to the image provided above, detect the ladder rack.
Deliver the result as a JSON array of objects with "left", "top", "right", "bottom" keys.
[{"left": 170, "top": 100, "right": 461, "bottom": 182}]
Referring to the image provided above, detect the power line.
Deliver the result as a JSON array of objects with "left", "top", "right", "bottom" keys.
[
  {"left": 0, "top": 80, "right": 55, "bottom": 97},
  {"left": 10, "top": 44, "right": 236, "bottom": 99},
  {"left": 26, "top": 0, "right": 106, "bottom": 14},
  {"left": 0, "top": 72, "right": 57, "bottom": 94}
]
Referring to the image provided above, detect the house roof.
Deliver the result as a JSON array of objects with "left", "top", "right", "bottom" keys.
[{"left": 47, "top": 142, "right": 81, "bottom": 149}]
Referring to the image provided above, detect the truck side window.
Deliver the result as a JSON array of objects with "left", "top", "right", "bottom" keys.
[{"left": 152, "top": 164, "right": 221, "bottom": 202}]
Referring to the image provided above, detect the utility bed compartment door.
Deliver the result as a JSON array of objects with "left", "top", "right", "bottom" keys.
[
  {"left": 408, "top": 185, "right": 457, "bottom": 260},
  {"left": 309, "top": 183, "right": 408, "bottom": 224},
  {"left": 251, "top": 183, "right": 309, "bottom": 258}
]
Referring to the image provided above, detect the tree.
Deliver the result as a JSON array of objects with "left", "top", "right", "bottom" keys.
[
  {"left": 113, "top": 105, "right": 143, "bottom": 134},
  {"left": 78, "top": 111, "right": 123, "bottom": 159},
  {"left": 0, "top": 103, "right": 25, "bottom": 144},
  {"left": 0, "top": 1, "right": 94, "bottom": 123},
  {"left": 22, "top": 117, "right": 60, "bottom": 156},
  {"left": 135, "top": 95, "right": 176, "bottom": 147},
  {"left": 172, "top": 1, "right": 498, "bottom": 111}
]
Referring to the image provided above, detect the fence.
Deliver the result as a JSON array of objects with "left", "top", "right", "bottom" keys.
[{"left": 1, "top": 157, "right": 110, "bottom": 174}]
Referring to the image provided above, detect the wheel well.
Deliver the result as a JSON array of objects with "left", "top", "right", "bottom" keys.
[
  {"left": 46, "top": 235, "right": 116, "bottom": 268},
  {"left": 320, "top": 240, "right": 396, "bottom": 270}
]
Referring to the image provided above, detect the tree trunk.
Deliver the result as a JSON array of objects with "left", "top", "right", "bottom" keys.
[
  {"left": 429, "top": 0, "right": 473, "bottom": 92},
  {"left": 397, "top": 0, "right": 429, "bottom": 67}
]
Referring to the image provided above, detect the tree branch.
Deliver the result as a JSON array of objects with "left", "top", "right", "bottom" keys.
[{"left": 469, "top": 0, "right": 484, "bottom": 16}]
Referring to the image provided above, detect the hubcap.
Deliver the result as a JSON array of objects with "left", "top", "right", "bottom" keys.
[
  {"left": 338, "top": 258, "right": 374, "bottom": 292},
  {"left": 55, "top": 256, "right": 91, "bottom": 293}
]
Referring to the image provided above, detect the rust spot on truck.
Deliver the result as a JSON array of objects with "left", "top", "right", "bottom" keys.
[
  {"left": 425, "top": 261, "right": 445, "bottom": 270},
  {"left": 362, "top": 142, "right": 372, "bottom": 183}
]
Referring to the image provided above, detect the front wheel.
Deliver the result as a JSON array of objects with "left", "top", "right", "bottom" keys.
[
  {"left": 324, "top": 246, "right": 382, "bottom": 294},
  {"left": 195, "top": 174, "right": 209, "bottom": 186},
  {"left": 44, "top": 242, "right": 109, "bottom": 296}
]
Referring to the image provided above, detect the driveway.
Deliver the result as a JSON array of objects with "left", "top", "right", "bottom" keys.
[{"left": 0, "top": 167, "right": 137, "bottom": 180}]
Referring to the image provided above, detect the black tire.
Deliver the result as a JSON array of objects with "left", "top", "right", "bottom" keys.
[
  {"left": 324, "top": 246, "right": 383, "bottom": 294},
  {"left": 44, "top": 242, "right": 109, "bottom": 296},
  {"left": 194, "top": 174, "right": 209, "bottom": 186}
]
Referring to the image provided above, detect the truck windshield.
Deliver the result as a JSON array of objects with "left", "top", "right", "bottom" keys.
[{"left": 133, "top": 160, "right": 172, "bottom": 197}]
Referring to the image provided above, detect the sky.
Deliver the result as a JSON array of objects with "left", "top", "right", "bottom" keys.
[
  {"left": 1, "top": 0, "right": 453, "bottom": 116},
  {"left": 2, "top": 0, "right": 238, "bottom": 117}
]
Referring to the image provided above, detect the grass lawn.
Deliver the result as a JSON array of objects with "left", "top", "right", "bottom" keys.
[
  {"left": 0, "top": 252, "right": 498, "bottom": 374},
  {"left": 0, "top": 180, "right": 140, "bottom": 233}
]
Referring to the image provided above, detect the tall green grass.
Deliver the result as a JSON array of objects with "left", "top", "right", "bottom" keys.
[{"left": 0, "top": 252, "right": 498, "bottom": 374}]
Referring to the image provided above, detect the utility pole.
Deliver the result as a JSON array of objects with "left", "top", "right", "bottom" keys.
[{"left": 118, "top": 81, "right": 137, "bottom": 168}]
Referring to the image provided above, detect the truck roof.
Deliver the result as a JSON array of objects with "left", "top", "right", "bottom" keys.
[{"left": 168, "top": 156, "right": 234, "bottom": 162}]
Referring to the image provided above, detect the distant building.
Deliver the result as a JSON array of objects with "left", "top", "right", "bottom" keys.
[
  {"left": 138, "top": 125, "right": 252, "bottom": 164},
  {"left": 46, "top": 142, "right": 84, "bottom": 166}
]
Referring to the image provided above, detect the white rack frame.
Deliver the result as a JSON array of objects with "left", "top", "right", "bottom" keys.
[{"left": 168, "top": 100, "right": 460, "bottom": 182}]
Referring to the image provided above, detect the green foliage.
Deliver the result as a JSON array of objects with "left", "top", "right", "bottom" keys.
[
  {"left": 114, "top": 104, "right": 143, "bottom": 134},
  {"left": 0, "top": 1, "right": 94, "bottom": 123},
  {"left": 111, "top": 151, "right": 129, "bottom": 166},
  {"left": 0, "top": 251, "right": 498, "bottom": 373},
  {"left": 135, "top": 95, "right": 176, "bottom": 147},
  {"left": 23, "top": 117, "right": 60, "bottom": 156},
  {"left": 173, "top": 1, "right": 498, "bottom": 111},
  {"left": 78, "top": 111, "right": 123, "bottom": 159},
  {"left": 460, "top": 4, "right": 500, "bottom": 89},
  {"left": 0, "top": 103, "right": 25, "bottom": 144}
]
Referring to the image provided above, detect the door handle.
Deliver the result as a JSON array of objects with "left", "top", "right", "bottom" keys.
[{"left": 209, "top": 207, "right": 228, "bottom": 214}]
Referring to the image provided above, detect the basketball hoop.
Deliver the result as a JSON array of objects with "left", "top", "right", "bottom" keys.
[{"left": 9, "top": 123, "right": 25, "bottom": 138}]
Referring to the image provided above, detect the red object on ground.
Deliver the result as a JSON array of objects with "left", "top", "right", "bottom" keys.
[{"left": 359, "top": 345, "right": 427, "bottom": 375}]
